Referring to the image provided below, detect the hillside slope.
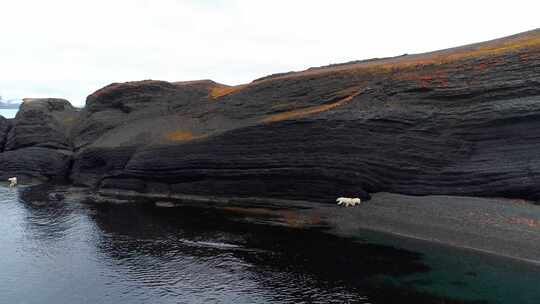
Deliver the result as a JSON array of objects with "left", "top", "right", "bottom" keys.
[{"left": 2, "top": 29, "right": 540, "bottom": 203}]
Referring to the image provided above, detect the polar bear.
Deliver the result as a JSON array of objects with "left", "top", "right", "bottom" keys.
[
  {"left": 336, "top": 197, "right": 361, "bottom": 207},
  {"left": 8, "top": 177, "right": 17, "bottom": 188}
]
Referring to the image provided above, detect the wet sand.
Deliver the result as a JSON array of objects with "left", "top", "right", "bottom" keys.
[
  {"left": 161, "top": 191, "right": 540, "bottom": 264},
  {"left": 319, "top": 193, "right": 540, "bottom": 264}
]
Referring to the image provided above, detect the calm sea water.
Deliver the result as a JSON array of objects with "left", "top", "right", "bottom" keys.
[
  {"left": 0, "top": 108, "right": 18, "bottom": 118},
  {"left": 1, "top": 185, "right": 540, "bottom": 303}
]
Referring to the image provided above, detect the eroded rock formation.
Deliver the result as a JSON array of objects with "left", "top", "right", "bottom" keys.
[
  {"left": 0, "top": 98, "right": 78, "bottom": 180},
  {"left": 1, "top": 29, "right": 540, "bottom": 202},
  {"left": 0, "top": 116, "right": 10, "bottom": 152}
]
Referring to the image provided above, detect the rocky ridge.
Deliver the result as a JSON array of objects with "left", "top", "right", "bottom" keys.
[{"left": 1, "top": 29, "right": 540, "bottom": 203}]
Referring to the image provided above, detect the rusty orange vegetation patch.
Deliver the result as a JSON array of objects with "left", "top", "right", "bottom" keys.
[
  {"left": 260, "top": 32, "right": 540, "bottom": 85},
  {"left": 377, "top": 35, "right": 540, "bottom": 72},
  {"left": 262, "top": 89, "right": 363, "bottom": 123},
  {"left": 208, "top": 84, "right": 248, "bottom": 99},
  {"left": 468, "top": 35, "right": 540, "bottom": 57},
  {"left": 164, "top": 130, "right": 195, "bottom": 141}
]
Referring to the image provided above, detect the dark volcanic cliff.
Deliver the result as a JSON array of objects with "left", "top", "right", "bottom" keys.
[{"left": 2, "top": 29, "right": 540, "bottom": 202}]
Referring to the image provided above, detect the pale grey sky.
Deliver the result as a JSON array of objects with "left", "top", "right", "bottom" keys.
[{"left": 0, "top": 0, "right": 538, "bottom": 106}]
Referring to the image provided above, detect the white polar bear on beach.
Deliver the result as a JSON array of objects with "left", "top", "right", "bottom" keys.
[
  {"left": 8, "top": 177, "right": 17, "bottom": 188},
  {"left": 336, "top": 197, "right": 361, "bottom": 207}
]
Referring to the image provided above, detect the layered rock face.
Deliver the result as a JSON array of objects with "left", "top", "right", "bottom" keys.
[
  {"left": 0, "top": 116, "right": 10, "bottom": 152},
  {"left": 0, "top": 98, "right": 78, "bottom": 180},
  {"left": 2, "top": 29, "right": 540, "bottom": 202}
]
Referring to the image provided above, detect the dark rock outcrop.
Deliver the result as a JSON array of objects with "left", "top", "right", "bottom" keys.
[
  {"left": 70, "top": 79, "right": 225, "bottom": 149},
  {"left": 6, "top": 98, "right": 77, "bottom": 151},
  {"left": 0, "top": 116, "right": 11, "bottom": 152},
  {"left": 2, "top": 29, "right": 540, "bottom": 203},
  {"left": 0, "top": 99, "right": 78, "bottom": 180},
  {"left": 0, "top": 148, "right": 73, "bottom": 180}
]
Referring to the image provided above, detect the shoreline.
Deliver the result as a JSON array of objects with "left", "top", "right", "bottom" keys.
[
  {"left": 321, "top": 193, "right": 540, "bottom": 265},
  {"left": 361, "top": 226, "right": 540, "bottom": 266},
  {"left": 14, "top": 184, "right": 540, "bottom": 265}
]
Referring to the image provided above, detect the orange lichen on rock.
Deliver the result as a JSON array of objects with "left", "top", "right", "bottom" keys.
[
  {"left": 263, "top": 90, "right": 362, "bottom": 123},
  {"left": 174, "top": 79, "right": 216, "bottom": 86},
  {"left": 208, "top": 84, "right": 247, "bottom": 99},
  {"left": 165, "top": 130, "right": 194, "bottom": 141}
]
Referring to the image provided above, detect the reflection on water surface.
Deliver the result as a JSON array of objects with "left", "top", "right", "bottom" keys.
[{"left": 0, "top": 185, "right": 538, "bottom": 303}]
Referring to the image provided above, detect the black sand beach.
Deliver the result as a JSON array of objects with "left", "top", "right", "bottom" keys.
[
  {"left": 323, "top": 193, "right": 540, "bottom": 264},
  {"left": 80, "top": 187, "right": 540, "bottom": 264}
]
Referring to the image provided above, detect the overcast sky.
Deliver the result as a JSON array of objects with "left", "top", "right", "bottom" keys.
[{"left": 0, "top": 0, "right": 538, "bottom": 106}]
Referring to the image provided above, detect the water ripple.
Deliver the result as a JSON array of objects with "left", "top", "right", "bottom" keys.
[{"left": 2, "top": 186, "right": 532, "bottom": 303}]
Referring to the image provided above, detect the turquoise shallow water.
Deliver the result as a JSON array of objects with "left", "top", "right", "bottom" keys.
[
  {"left": 1, "top": 185, "right": 540, "bottom": 303},
  {"left": 0, "top": 108, "right": 18, "bottom": 118},
  {"left": 355, "top": 229, "right": 540, "bottom": 303}
]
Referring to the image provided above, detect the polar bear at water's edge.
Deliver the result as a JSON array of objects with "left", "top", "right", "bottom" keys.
[
  {"left": 336, "top": 197, "right": 361, "bottom": 207},
  {"left": 8, "top": 177, "right": 17, "bottom": 188}
]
